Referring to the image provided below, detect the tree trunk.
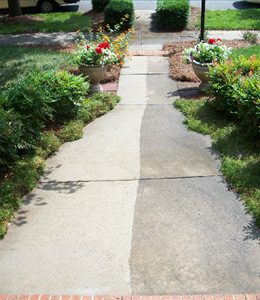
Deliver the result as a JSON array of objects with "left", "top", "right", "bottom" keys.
[{"left": 7, "top": 0, "right": 22, "bottom": 17}]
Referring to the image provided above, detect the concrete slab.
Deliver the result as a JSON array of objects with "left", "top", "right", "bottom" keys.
[
  {"left": 130, "top": 177, "right": 260, "bottom": 294},
  {"left": 121, "top": 56, "right": 148, "bottom": 75},
  {"left": 43, "top": 105, "right": 144, "bottom": 182},
  {"left": 140, "top": 104, "right": 220, "bottom": 178},
  {"left": 0, "top": 181, "right": 137, "bottom": 294}
]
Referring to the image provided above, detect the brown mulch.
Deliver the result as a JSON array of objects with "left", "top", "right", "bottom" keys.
[
  {"left": 163, "top": 40, "right": 252, "bottom": 84},
  {"left": 0, "top": 15, "right": 44, "bottom": 25},
  {"left": 187, "top": 7, "right": 200, "bottom": 30}
]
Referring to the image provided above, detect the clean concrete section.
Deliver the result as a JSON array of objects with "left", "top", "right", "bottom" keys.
[
  {"left": 0, "top": 181, "right": 137, "bottom": 294},
  {"left": 0, "top": 55, "right": 260, "bottom": 294}
]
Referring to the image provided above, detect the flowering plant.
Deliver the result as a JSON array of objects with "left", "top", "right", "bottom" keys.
[
  {"left": 183, "top": 38, "right": 231, "bottom": 65},
  {"left": 74, "top": 40, "right": 118, "bottom": 67},
  {"left": 74, "top": 16, "right": 134, "bottom": 67}
]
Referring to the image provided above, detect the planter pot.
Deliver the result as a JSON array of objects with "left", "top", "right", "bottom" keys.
[
  {"left": 192, "top": 60, "right": 212, "bottom": 88},
  {"left": 79, "top": 65, "right": 108, "bottom": 92}
]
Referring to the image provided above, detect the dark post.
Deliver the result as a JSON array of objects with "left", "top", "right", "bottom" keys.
[
  {"left": 7, "top": 0, "right": 22, "bottom": 17},
  {"left": 200, "top": 0, "right": 206, "bottom": 41}
]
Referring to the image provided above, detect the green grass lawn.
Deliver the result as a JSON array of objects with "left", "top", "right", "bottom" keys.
[
  {"left": 231, "top": 45, "right": 260, "bottom": 59},
  {"left": 175, "top": 98, "right": 260, "bottom": 227},
  {"left": 0, "top": 46, "right": 74, "bottom": 87},
  {"left": 0, "top": 12, "right": 92, "bottom": 35},
  {"left": 199, "top": 9, "right": 260, "bottom": 30}
]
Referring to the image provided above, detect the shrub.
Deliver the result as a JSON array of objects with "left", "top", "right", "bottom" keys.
[
  {"left": 92, "top": 0, "right": 109, "bottom": 11},
  {"left": 209, "top": 55, "right": 260, "bottom": 137},
  {"left": 58, "top": 120, "right": 84, "bottom": 142},
  {"left": 2, "top": 71, "right": 89, "bottom": 150},
  {"left": 242, "top": 31, "right": 258, "bottom": 44},
  {"left": 156, "top": 0, "right": 189, "bottom": 30},
  {"left": 104, "top": 0, "right": 134, "bottom": 30},
  {"left": 0, "top": 108, "right": 23, "bottom": 173}
]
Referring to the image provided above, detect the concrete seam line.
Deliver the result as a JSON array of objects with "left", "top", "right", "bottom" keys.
[
  {"left": 39, "top": 174, "right": 222, "bottom": 184},
  {"left": 120, "top": 73, "right": 169, "bottom": 75}
]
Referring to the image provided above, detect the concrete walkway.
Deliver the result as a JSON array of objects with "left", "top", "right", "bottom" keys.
[{"left": 0, "top": 55, "right": 259, "bottom": 294}]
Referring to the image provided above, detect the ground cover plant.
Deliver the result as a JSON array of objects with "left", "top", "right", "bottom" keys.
[
  {"left": 156, "top": 0, "right": 189, "bottom": 30},
  {"left": 175, "top": 98, "right": 260, "bottom": 226},
  {"left": 201, "top": 9, "right": 260, "bottom": 30},
  {"left": 0, "top": 12, "right": 92, "bottom": 35}
]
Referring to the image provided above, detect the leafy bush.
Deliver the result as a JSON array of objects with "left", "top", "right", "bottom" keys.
[
  {"left": 92, "top": 0, "right": 109, "bottom": 11},
  {"left": 242, "top": 31, "right": 258, "bottom": 44},
  {"left": 58, "top": 120, "right": 84, "bottom": 142},
  {"left": 209, "top": 56, "right": 260, "bottom": 137},
  {"left": 104, "top": 0, "right": 134, "bottom": 30},
  {"left": 0, "top": 108, "right": 23, "bottom": 173},
  {"left": 2, "top": 71, "right": 89, "bottom": 150},
  {"left": 156, "top": 0, "right": 189, "bottom": 30}
]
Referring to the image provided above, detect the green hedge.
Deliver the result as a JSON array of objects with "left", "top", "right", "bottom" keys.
[
  {"left": 104, "top": 0, "right": 134, "bottom": 30},
  {"left": 92, "top": 0, "right": 110, "bottom": 12},
  {"left": 156, "top": 0, "right": 189, "bottom": 30},
  {"left": 209, "top": 55, "right": 260, "bottom": 137}
]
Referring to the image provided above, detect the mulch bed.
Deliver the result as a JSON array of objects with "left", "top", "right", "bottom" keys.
[
  {"left": 163, "top": 40, "right": 252, "bottom": 90},
  {"left": 0, "top": 15, "right": 44, "bottom": 25}
]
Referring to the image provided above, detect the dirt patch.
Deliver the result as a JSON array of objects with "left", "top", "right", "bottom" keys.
[
  {"left": 0, "top": 15, "right": 44, "bottom": 25},
  {"left": 21, "top": 44, "right": 76, "bottom": 53},
  {"left": 164, "top": 40, "right": 252, "bottom": 83}
]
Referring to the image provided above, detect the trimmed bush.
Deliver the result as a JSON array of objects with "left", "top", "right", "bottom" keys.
[
  {"left": 156, "top": 0, "right": 189, "bottom": 30},
  {"left": 209, "top": 55, "right": 260, "bottom": 137},
  {"left": 2, "top": 71, "right": 89, "bottom": 150},
  {"left": 92, "top": 0, "right": 110, "bottom": 11},
  {"left": 104, "top": 0, "right": 134, "bottom": 29}
]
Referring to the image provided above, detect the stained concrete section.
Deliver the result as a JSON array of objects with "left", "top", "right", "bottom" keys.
[
  {"left": 140, "top": 104, "right": 219, "bottom": 178},
  {"left": 130, "top": 177, "right": 260, "bottom": 294},
  {"left": 0, "top": 181, "right": 137, "bottom": 294},
  {"left": 130, "top": 55, "right": 260, "bottom": 294}
]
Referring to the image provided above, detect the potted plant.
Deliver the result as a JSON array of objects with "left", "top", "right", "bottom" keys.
[
  {"left": 183, "top": 38, "right": 231, "bottom": 87},
  {"left": 74, "top": 41, "right": 118, "bottom": 92}
]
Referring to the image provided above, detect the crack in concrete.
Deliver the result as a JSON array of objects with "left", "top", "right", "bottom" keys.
[{"left": 39, "top": 174, "right": 221, "bottom": 184}]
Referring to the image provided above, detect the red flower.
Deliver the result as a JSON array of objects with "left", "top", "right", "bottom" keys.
[
  {"left": 217, "top": 38, "right": 222, "bottom": 42},
  {"left": 95, "top": 47, "right": 103, "bottom": 54},
  {"left": 98, "top": 42, "right": 110, "bottom": 49},
  {"left": 208, "top": 38, "right": 216, "bottom": 44},
  {"left": 86, "top": 45, "right": 90, "bottom": 50}
]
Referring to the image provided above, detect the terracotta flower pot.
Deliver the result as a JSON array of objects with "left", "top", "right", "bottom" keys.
[
  {"left": 79, "top": 65, "right": 108, "bottom": 92},
  {"left": 192, "top": 60, "right": 212, "bottom": 88}
]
